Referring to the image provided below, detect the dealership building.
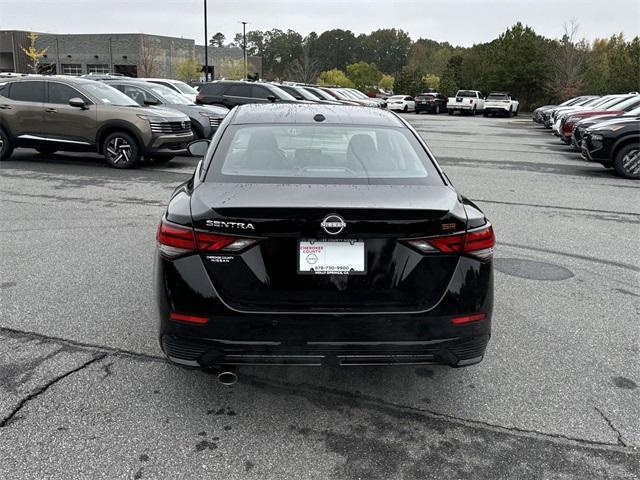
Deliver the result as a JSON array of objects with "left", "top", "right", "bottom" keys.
[{"left": 0, "top": 30, "right": 262, "bottom": 79}]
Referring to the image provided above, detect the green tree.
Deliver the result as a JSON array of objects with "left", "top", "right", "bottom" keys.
[
  {"left": 311, "top": 29, "right": 359, "bottom": 72},
  {"left": 318, "top": 69, "right": 354, "bottom": 87},
  {"left": 21, "top": 32, "right": 47, "bottom": 73},
  {"left": 210, "top": 32, "right": 226, "bottom": 47},
  {"left": 395, "top": 65, "right": 428, "bottom": 96},
  {"left": 439, "top": 68, "right": 458, "bottom": 96},
  {"left": 346, "top": 61, "right": 382, "bottom": 91},
  {"left": 379, "top": 74, "right": 395, "bottom": 91},
  {"left": 422, "top": 73, "right": 440, "bottom": 91},
  {"left": 218, "top": 59, "right": 245, "bottom": 80},
  {"left": 357, "top": 29, "right": 411, "bottom": 75},
  {"left": 175, "top": 58, "right": 201, "bottom": 82}
]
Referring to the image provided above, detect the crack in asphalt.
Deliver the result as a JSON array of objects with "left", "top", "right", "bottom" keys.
[
  {"left": 595, "top": 407, "right": 628, "bottom": 447},
  {"left": 472, "top": 198, "right": 640, "bottom": 218},
  {"left": 0, "top": 353, "right": 107, "bottom": 428},
  {"left": 500, "top": 242, "right": 640, "bottom": 272},
  {"left": 244, "top": 375, "right": 632, "bottom": 451},
  {"left": 0, "top": 326, "right": 634, "bottom": 451}
]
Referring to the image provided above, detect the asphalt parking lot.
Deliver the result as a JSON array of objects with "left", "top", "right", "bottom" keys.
[{"left": 0, "top": 112, "right": 638, "bottom": 479}]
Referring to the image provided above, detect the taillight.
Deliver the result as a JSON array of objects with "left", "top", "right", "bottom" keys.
[
  {"left": 404, "top": 225, "right": 495, "bottom": 260},
  {"left": 194, "top": 231, "right": 256, "bottom": 252},
  {"left": 157, "top": 220, "right": 196, "bottom": 258},
  {"left": 157, "top": 219, "right": 257, "bottom": 258},
  {"left": 169, "top": 312, "right": 209, "bottom": 325},
  {"left": 451, "top": 313, "right": 486, "bottom": 325}
]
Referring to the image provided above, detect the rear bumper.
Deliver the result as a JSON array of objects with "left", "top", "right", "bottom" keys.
[
  {"left": 155, "top": 252, "right": 493, "bottom": 368},
  {"left": 448, "top": 104, "right": 473, "bottom": 111},
  {"left": 161, "top": 333, "right": 490, "bottom": 368},
  {"left": 415, "top": 104, "right": 438, "bottom": 112}
]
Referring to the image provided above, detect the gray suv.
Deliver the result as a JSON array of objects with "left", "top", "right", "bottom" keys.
[{"left": 0, "top": 76, "right": 193, "bottom": 168}]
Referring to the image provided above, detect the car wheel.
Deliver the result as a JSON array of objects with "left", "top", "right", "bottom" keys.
[
  {"left": 514, "top": 107, "right": 519, "bottom": 116},
  {"left": 150, "top": 154, "right": 175, "bottom": 164},
  {"left": 448, "top": 110, "right": 453, "bottom": 115},
  {"left": 403, "top": 105, "right": 408, "bottom": 113},
  {"left": 0, "top": 129, "right": 14, "bottom": 161},
  {"left": 613, "top": 144, "right": 640, "bottom": 179},
  {"left": 472, "top": 107, "right": 477, "bottom": 116},
  {"left": 483, "top": 112, "right": 489, "bottom": 117},
  {"left": 36, "top": 148, "right": 58, "bottom": 155},
  {"left": 103, "top": 132, "right": 140, "bottom": 169},
  {"left": 435, "top": 105, "right": 440, "bottom": 114}
]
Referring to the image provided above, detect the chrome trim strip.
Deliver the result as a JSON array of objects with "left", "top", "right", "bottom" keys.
[{"left": 18, "top": 134, "right": 91, "bottom": 145}]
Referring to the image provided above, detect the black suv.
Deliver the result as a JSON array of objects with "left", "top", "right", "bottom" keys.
[
  {"left": 415, "top": 92, "right": 448, "bottom": 114},
  {"left": 195, "top": 81, "right": 301, "bottom": 109},
  {"left": 581, "top": 117, "right": 640, "bottom": 179}
]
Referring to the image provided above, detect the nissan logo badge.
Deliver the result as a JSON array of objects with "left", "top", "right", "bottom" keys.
[{"left": 321, "top": 214, "right": 346, "bottom": 235}]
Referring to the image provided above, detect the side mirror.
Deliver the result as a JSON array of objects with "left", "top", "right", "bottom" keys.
[
  {"left": 187, "top": 139, "right": 210, "bottom": 157},
  {"left": 69, "top": 97, "right": 87, "bottom": 109},
  {"left": 144, "top": 98, "right": 160, "bottom": 106},
  {"left": 267, "top": 95, "right": 277, "bottom": 103}
]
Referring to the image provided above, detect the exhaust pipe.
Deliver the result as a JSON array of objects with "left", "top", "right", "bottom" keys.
[{"left": 216, "top": 367, "right": 238, "bottom": 386}]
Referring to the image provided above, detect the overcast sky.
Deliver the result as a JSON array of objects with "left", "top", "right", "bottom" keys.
[{"left": 1, "top": 0, "right": 638, "bottom": 47}]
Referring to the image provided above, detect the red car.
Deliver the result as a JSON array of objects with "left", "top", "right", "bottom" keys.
[{"left": 560, "top": 95, "right": 640, "bottom": 143}]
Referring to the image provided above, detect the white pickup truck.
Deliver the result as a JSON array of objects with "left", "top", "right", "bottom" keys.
[
  {"left": 483, "top": 92, "right": 519, "bottom": 117},
  {"left": 447, "top": 90, "right": 484, "bottom": 115}
]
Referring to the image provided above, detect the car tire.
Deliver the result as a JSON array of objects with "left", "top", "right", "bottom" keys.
[
  {"left": 403, "top": 105, "right": 408, "bottom": 113},
  {"left": 103, "top": 131, "right": 140, "bottom": 169},
  {"left": 483, "top": 112, "right": 489, "bottom": 117},
  {"left": 448, "top": 110, "right": 453, "bottom": 115},
  {"left": 150, "top": 154, "right": 175, "bottom": 164},
  {"left": 472, "top": 107, "right": 477, "bottom": 116},
  {"left": 0, "top": 129, "right": 14, "bottom": 161},
  {"left": 514, "top": 107, "right": 519, "bottom": 116},
  {"left": 35, "top": 148, "right": 58, "bottom": 155},
  {"left": 613, "top": 144, "right": 640, "bottom": 179},
  {"left": 435, "top": 105, "right": 440, "bottom": 114}
]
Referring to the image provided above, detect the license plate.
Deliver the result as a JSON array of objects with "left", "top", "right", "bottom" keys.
[
  {"left": 456, "top": 98, "right": 462, "bottom": 102},
  {"left": 298, "top": 240, "right": 365, "bottom": 275}
]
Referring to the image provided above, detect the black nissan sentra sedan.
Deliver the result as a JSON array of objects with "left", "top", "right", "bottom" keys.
[{"left": 155, "top": 104, "right": 494, "bottom": 375}]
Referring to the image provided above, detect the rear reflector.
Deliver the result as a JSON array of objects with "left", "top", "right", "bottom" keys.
[
  {"left": 157, "top": 219, "right": 257, "bottom": 258},
  {"left": 451, "top": 313, "right": 486, "bottom": 325},
  {"left": 169, "top": 312, "right": 209, "bottom": 325},
  {"left": 405, "top": 225, "right": 495, "bottom": 260}
]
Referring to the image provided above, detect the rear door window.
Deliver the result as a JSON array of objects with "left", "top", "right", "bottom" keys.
[
  {"left": 8, "top": 81, "right": 45, "bottom": 102},
  {"left": 48, "top": 82, "right": 90, "bottom": 104},
  {"left": 226, "top": 84, "right": 252, "bottom": 97},
  {"left": 252, "top": 85, "right": 272, "bottom": 99}
]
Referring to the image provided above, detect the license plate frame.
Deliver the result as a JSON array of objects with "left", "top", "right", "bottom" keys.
[{"left": 298, "top": 239, "right": 366, "bottom": 275}]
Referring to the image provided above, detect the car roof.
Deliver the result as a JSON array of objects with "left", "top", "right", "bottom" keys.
[
  {"left": 4, "top": 75, "right": 94, "bottom": 86},
  {"left": 231, "top": 103, "right": 405, "bottom": 127}
]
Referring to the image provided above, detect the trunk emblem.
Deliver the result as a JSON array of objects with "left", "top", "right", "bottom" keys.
[{"left": 321, "top": 214, "right": 346, "bottom": 235}]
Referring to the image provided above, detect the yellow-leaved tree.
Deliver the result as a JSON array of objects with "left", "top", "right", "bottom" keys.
[{"left": 21, "top": 32, "right": 47, "bottom": 73}]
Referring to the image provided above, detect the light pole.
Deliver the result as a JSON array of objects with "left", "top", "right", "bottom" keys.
[
  {"left": 204, "top": 0, "right": 209, "bottom": 81},
  {"left": 241, "top": 21, "right": 248, "bottom": 80}
]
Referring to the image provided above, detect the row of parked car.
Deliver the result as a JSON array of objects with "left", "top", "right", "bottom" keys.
[
  {"left": 194, "top": 80, "right": 387, "bottom": 109},
  {"left": 383, "top": 90, "right": 519, "bottom": 117},
  {"left": 0, "top": 75, "right": 229, "bottom": 168},
  {"left": 533, "top": 93, "right": 640, "bottom": 179}
]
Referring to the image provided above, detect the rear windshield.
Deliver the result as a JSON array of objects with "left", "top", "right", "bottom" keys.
[
  {"left": 487, "top": 94, "right": 508, "bottom": 100},
  {"left": 205, "top": 124, "right": 442, "bottom": 185},
  {"left": 457, "top": 90, "right": 478, "bottom": 98},
  {"left": 416, "top": 95, "right": 435, "bottom": 100}
]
